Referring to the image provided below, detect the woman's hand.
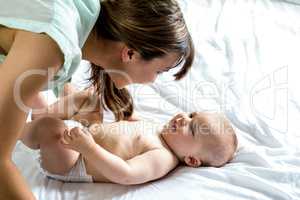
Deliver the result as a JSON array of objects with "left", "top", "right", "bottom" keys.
[{"left": 61, "top": 127, "right": 96, "bottom": 154}]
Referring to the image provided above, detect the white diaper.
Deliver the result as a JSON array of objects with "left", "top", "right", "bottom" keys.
[{"left": 38, "top": 154, "right": 93, "bottom": 183}]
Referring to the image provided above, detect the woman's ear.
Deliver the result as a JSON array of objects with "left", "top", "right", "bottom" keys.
[
  {"left": 184, "top": 156, "right": 202, "bottom": 168},
  {"left": 121, "top": 46, "right": 134, "bottom": 62}
]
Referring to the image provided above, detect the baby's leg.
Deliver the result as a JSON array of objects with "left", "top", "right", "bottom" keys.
[
  {"left": 20, "top": 121, "right": 41, "bottom": 149},
  {"left": 20, "top": 117, "right": 79, "bottom": 175}
]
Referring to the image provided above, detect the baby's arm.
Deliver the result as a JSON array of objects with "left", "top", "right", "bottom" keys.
[
  {"left": 86, "top": 146, "right": 178, "bottom": 185},
  {"left": 61, "top": 127, "right": 178, "bottom": 185},
  {"left": 122, "top": 149, "right": 179, "bottom": 184}
]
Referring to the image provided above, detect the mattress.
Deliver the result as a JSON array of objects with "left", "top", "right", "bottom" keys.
[{"left": 13, "top": 0, "right": 300, "bottom": 199}]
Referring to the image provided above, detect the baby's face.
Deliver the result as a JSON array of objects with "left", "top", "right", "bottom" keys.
[
  {"left": 162, "top": 112, "right": 237, "bottom": 167},
  {"left": 162, "top": 112, "right": 204, "bottom": 162}
]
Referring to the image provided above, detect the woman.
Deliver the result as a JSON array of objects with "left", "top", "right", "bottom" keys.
[{"left": 0, "top": 0, "right": 194, "bottom": 199}]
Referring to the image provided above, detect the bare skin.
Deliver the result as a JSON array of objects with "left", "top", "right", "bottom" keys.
[
  {"left": 31, "top": 83, "right": 138, "bottom": 125},
  {"left": 0, "top": 27, "right": 63, "bottom": 199},
  {"left": 85, "top": 121, "right": 177, "bottom": 183},
  {"left": 0, "top": 19, "right": 183, "bottom": 197},
  {"left": 20, "top": 118, "right": 178, "bottom": 185},
  {"left": 32, "top": 87, "right": 103, "bottom": 124},
  {"left": 20, "top": 112, "right": 237, "bottom": 185}
]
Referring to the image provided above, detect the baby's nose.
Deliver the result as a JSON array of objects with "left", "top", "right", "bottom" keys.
[{"left": 176, "top": 118, "right": 187, "bottom": 126}]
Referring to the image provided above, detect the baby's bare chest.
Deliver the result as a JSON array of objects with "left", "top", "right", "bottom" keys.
[
  {"left": 91, "top": 121, "right": 163, "bottom": 160},
  {"left": 85, "top": 121, "right": 166, "bottom": 182}
]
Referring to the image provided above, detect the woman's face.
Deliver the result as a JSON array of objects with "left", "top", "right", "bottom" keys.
[{"left": 108, "top": 51, "right": 181, "bottom": 88}]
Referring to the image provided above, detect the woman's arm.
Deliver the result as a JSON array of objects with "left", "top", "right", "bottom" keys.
[
  {"left": 0, "top": 30, "right": 63, "bottom": 199},
  {"left": 32, "top": 89, "right": 93, "bottom": 119},
  {"left": 32, "top": 88, "right": 102, "bottom": 124}
]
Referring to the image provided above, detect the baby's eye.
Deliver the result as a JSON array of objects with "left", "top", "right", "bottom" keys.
[{"left": 189, "top": 112, "right": 198, "bottom": 118}]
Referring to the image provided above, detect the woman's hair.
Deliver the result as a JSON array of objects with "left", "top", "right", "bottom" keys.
[{"left": 90, "top": 0, "right": 195, "bottom": 121}]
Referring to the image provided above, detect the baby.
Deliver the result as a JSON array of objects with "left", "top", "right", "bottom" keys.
[{"left": 21, "top": 112, "right": 237, "bottom": 185}]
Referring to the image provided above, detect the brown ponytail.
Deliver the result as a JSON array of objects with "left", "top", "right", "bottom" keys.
[
  {"left": 89, "top": 65, "right": 133, "bottom": 121},
  {"left": 90, "top": 0, "right": 194, "bottom": 121}
]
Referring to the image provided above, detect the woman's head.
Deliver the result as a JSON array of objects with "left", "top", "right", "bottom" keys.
[
  {"left": 92, "top": 0, "right": 194, "bottom": 87},
  {"left": 89, "top": 0, "right": 194, "bottom": 120}
]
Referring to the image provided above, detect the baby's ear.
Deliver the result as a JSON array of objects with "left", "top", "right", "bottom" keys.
[{"left": 184, "top": 156, "right": 202, "bottom": 168}]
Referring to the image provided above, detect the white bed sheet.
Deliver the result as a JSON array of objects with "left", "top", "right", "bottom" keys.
[{"left": 13, "top": 0, "right": 300, "bottom": 199}]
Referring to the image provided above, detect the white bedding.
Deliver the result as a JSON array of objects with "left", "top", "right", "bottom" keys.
[{"left": 13, "top": 0, "right": 300, "bottom": 199}]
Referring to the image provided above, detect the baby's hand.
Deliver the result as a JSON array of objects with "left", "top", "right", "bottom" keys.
[{"left": 61, "top": 127, "right": 96, "bottom": 154}]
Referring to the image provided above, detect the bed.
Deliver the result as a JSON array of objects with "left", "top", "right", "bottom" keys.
[{"left": 12, "top": 0, "right": 300, "bottom": 199}]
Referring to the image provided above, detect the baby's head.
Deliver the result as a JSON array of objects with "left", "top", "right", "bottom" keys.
[{"left": 161, "top": 112, "right": 237, "bottom": 167}]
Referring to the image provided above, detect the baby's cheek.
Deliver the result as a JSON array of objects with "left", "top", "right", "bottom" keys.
[{"left": 180, "top": 127, "right": 189, "bottom": 136}]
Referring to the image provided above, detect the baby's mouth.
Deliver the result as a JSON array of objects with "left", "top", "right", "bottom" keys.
[{"left": 168, "top": 122, "right": 176, "bottom": 132}]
